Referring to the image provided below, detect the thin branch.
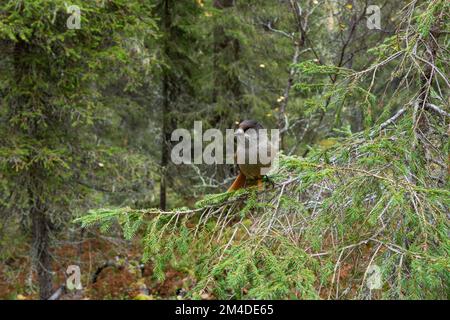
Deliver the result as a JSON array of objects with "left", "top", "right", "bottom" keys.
[
  {"left": 261, "top": 21, "right": 293, "bottom": 39},
  {"left": 425, "top": 103, "right": 450, "bottom": 118},
  {"left": 370, "top": 107, "right": 407, "bottom": 138}
]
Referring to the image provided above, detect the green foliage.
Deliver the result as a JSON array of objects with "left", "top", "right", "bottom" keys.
[
  {"left": 0, "top": 0, "right": 447, "bottom": 300},
  {"left": 75, "top": 0, "right": 449, "bottom": 300},
  {"left": 0, "top": 0, "right": 159, "bottom": 220},
  {"left": 77, "top": 126, "right": 449, "bottom": 299}
]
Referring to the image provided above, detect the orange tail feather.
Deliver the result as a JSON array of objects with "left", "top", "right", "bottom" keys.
[{"left": 227, "top": 172, "right": 247, "bottom": 192}]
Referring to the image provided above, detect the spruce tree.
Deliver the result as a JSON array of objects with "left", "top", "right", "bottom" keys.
[{"left": 0, "top": 0, "right": 157, "bottom": 299}]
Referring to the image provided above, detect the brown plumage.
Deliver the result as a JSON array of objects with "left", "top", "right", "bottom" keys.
[{"left": 227, "top": 120, "right": 272, "bottom": 192}]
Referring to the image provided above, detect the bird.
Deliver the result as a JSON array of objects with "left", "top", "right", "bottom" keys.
[{"left": 227, "top": 120, "right": 274, "bottom": 192}]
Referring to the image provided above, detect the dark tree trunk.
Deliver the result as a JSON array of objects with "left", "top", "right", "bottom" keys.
[
  {"left": 160, "top": 72, "right": 169, "bottom": 210},
  {"left": 212, "top": 0, "right": 241, "bottom": 110},
  {"left": 14, "top": 39, "right": 54, "bottom": 300},
  {"left": 160, "top": 0, "right": 172, "bottom": 211},
  {"left": 211, "top": 0, "right": 240, "bottom": 182},
  {"left": 31, "top": 201, "right": 53, "bottom": 300}
]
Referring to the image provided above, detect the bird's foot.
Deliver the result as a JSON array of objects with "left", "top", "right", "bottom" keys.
[{"left": 262, "top": 175, "right": 275, "bottom": 189}]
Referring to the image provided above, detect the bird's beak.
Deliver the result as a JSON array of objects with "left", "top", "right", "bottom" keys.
[{"left": 234, "top": 128, "right": 244, "bottom": 136}]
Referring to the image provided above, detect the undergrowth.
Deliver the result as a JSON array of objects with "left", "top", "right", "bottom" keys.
[
  {"left": 76, "top": 0, "right": 449, "bottom": 300},
  {"left": 76, "top": 119, "right": 449, "bottom": 299}
]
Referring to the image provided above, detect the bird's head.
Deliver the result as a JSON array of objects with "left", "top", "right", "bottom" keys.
[{"left": 234, "top": 120, "right": 264, "bottom": 137}]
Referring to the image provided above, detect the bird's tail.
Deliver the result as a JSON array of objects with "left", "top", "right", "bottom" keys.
[{"left": 227, "top": 172, "right": 247, "bottom": 192}]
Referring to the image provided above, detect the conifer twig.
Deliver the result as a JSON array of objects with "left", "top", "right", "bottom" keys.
[
  {"left": 425, "top": 103, "right": 450, "bottom": 118},
  {"left": 369, "top": 107, "right": 407, "bottom": 138}
]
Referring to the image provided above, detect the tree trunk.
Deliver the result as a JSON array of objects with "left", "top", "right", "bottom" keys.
[
  {"left": 160, "top": 72, "right": 169, "bottom": 210},
  {"left": 14, "top": 39, "right": 54, "bottom": 300},
  {"left": 212, "top": 0, "right": 240, "bottom": 110},
  {"left": 160, "top": 0, "right": 172, "bottom": 210},
  {"left": 31, "top": 202, "right": 53, "bottom": 300},
  {"left": 211, "top": 0, "right": 240, "bottom": 182}
]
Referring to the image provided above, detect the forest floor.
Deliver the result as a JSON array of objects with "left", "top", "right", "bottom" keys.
[{"left": 0, "top": 231, "right": 198, "bottom": 300}]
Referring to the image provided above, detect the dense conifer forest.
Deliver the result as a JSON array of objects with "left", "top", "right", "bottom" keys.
[{"left": 0, "top": 0, "right": 448, "bottom": 300}]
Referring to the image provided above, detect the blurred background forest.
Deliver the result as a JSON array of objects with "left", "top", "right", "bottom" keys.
[{"left": 0, "top": 0, "right": 448, "bottom": 300}]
